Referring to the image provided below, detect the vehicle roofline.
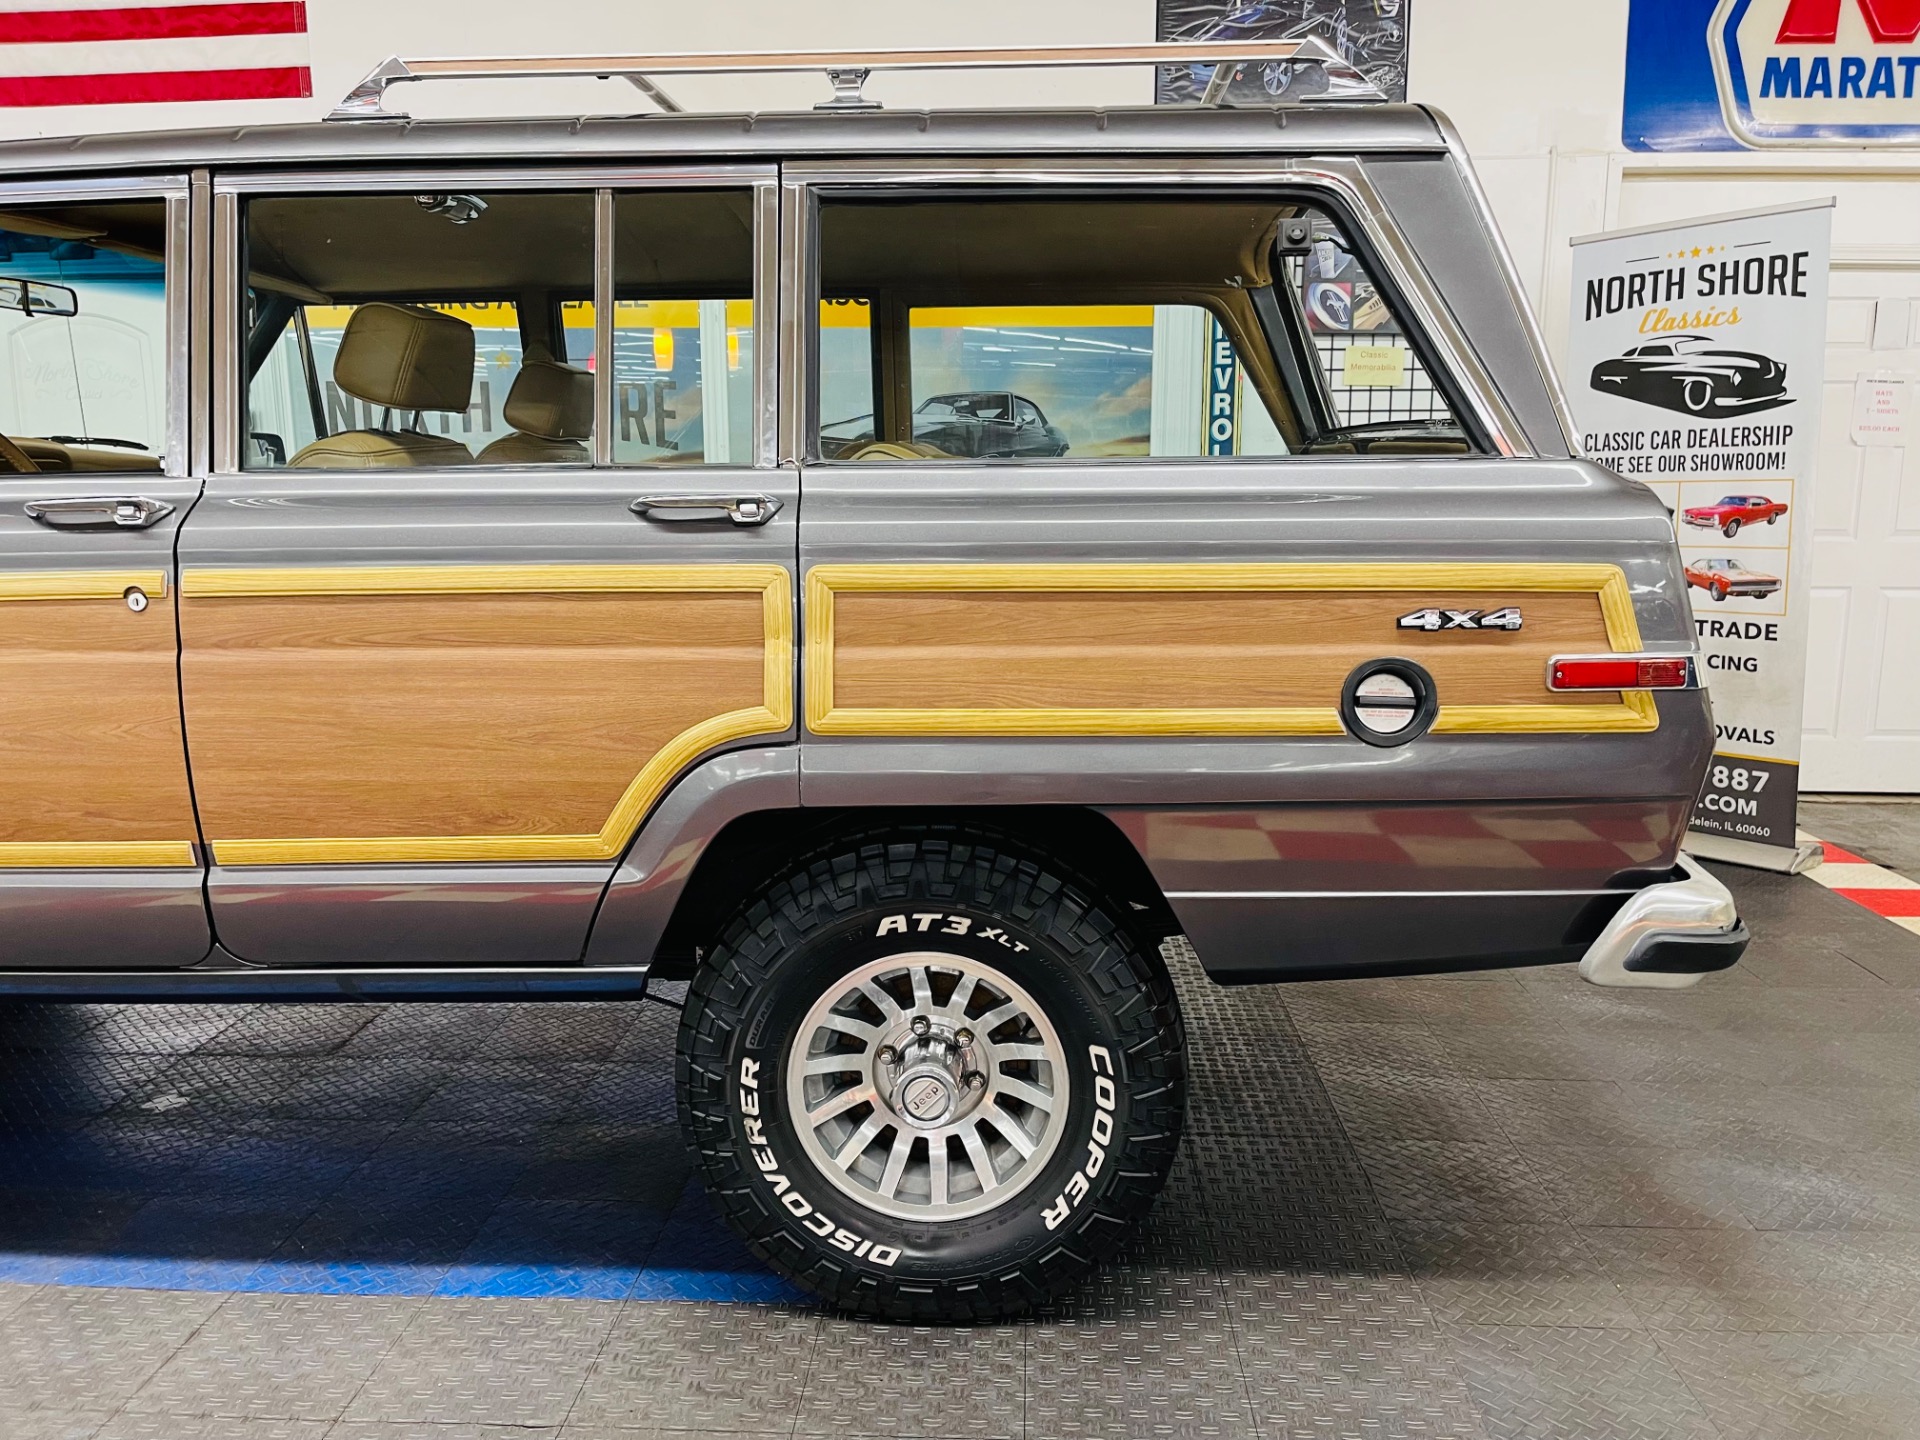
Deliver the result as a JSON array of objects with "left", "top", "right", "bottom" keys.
[{"left": 0, "top": 103, "right": 1447, "bottom": 179}]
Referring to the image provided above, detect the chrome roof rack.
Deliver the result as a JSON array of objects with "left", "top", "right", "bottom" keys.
[{"left": 327, "top": 39, "right": 1386, "bottom": 122}]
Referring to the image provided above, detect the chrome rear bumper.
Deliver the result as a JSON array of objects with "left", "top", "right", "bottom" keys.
[{"left": 1579, "top": 853, "right": 1747, "bottom": 989}]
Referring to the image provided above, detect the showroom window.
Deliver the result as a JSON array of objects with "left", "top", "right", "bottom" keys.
[
  {"left": 813, "top": 194, "right": 1469, "bottom": 461},
  {"left": 241, "top": 188, "right": 755, "bottom": 469},
  {"left": 0, "top": 199, "right": 170, "bottom": 473}
]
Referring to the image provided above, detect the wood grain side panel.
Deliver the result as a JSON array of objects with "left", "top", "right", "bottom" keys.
[
  {"left": 830, "top": 590, "right": 1613, "bottom": 711},
  {"left": 182, "top": 590, "right": 768, "bottom": 842},
  {"left": 0, "top": 598, "right": 198, "bottom": 845}
]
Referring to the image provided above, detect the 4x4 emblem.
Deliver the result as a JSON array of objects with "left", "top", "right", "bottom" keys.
[{"left": 1397, "top": 607, "right": 1523, "bottom": 632}]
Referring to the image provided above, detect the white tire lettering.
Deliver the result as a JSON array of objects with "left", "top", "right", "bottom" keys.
[
  {"left": 877, "top": 915, "right": 907, "bottom": 936},
  {"left": 737, "top": 1052, "right": 903, "bottom": 1271},
  {"left": 1043, "top": 1197, "right": 1070, "bottom": 1229},
  {"left": 1091, "top": 1110, "right": 1112, "bottom": 1146}
]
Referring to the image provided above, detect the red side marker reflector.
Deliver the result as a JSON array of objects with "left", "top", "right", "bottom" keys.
[{"left": 1550, "top": 657, "right": 1692, "bottom": 690}]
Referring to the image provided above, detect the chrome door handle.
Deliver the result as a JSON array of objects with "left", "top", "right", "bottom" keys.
[
  {"left": 24, "top": 496, "right": 176, "bottom": 529},
  {"left": 629, "top": 493, "right": 782, "bottom": 527}
]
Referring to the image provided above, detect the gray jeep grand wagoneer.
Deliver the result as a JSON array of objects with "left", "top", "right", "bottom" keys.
[{"left": 0, "top": 43, "right": 1743, "bottom": 1320}]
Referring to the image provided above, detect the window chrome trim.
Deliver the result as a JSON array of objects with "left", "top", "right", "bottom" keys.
[
  {"left": 210, "top": 190, "right": 242, "bottom": 479},
  {"left": 210, "top": 163, "right": 780, "bottom": 478},
  {"left": 1427, "top": 107, "right": 1581, "bottom": 457},
  {"left": 782, "top": 156, "right": 1531, "bottom": 462},
  {"left": 178, "top": 177, "right": 204, "bottom": 480},
  {"left": 754, "top": 180, "right": 781, "bottom": 469},
  {"left": 592, "top": 189, "right": 614, "bottom": 468},
  {"left": 209, "top": 163, "right": 778, "bottom": 196},
  {"left": 0, "top": 174, "right": 191, "bottom": 480}
]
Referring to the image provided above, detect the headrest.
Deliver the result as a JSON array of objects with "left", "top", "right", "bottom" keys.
[
  {"left": 503, "top": 359, "right": 594, "bottom": 441},
  {"left": 334, "top": 303, "right": 474, "bottom": 413}
]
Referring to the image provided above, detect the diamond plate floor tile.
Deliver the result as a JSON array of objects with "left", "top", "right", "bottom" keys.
[
  {"left": 1443, "top": 1322, "right": 1717, "bottom": 1440},
  {"left": 794, "top": 1320, "right": 1022, "bottom": 1439},
  {"left": 0, "top": 1285, "right": 225, "bottom": 1412},
  {"left": 1028, "top": 1267, "right": 1256, "bottom": 1439},
  {"left": 340, "top": 1007, "right": 514, "bottom": 1058},
  {"left": 329, "top": 1425, "right": 559, "bottom": 1440},
  {"left": 194, "top": 1007, "right": 378, "bottom": 1058},
  {"left": 1228, "top": 1269, "right": 1483, "bottom": 1440},
  {"left": 83, "top": 1007, "right": 246, "bottom": 1055},
  {"left": 1288, "top": 1023, "right": 1460, "bottom": 1083},
  {"left": 95, "top": 1416, "right": 332, "bottom": 1439},
  {"left": 566, "top": 1301, "right": 820, "bottom": 1432},
  {"left": 263, "top": 1057, "right": 452, "bottom": 1122},
  {"left": 1589, "top": 1227, "right": 1920, "bottom": 1332},
  {"left": 1348, "top": 1139, "right": 1566, "bottom": 1225},
  {"left": 341, "top": 1296, "right": 617, "bottom": 1426},
  {"left": 1391, "top": 1221, "right": 1638, "bottom": 1328},
  {"left": 1191, "top": 1135, "right": 1403, "bottom": 1275},
  {"left": 124, "top": 1293, "right": 423, "bottom": 1421},
  {"left": 1654, "top": 1329, "right": 1920, "bottom": 1440},
  {"left": 1322, "top": 1074, "right": 1506, "bottom": 1143},
  {"left": 0, "top": 1281, "right": 40, "bottom": 1322},
  {"left": 508, "top": 1124, "right": 690, "bottom": 1208},
  {"left": 476, "top": 1006, "right": 640, "bottom": 1062},
  {"left": 1523, "top": 1145, "right": 1759, "bottom": 1229},
  {"left": 0, "top": 1407, "right": 108, "bottom": 1440}
]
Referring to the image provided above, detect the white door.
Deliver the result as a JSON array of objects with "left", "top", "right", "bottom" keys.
[{"left": 1803, "top": 265, "right": 1920, "bottom": 792}]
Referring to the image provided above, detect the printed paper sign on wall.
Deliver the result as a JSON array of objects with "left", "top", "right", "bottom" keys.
[
  {"left": 1569, "top": 200, "right": 1834, "bottom": 862},
  {"left": 1626, "top": 0, "right": 1920, "bottom": 149}
]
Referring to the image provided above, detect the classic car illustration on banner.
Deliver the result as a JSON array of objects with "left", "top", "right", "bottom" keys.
[
  {"left": 1590, "top": 335, "right": 1790, "bottom": 416},
  {"left": 1682, "top": 493, "right": 1789, "bottom": 536},
  {"left": 1686, "top": 556, "right": 1785, "bottom": 600}
]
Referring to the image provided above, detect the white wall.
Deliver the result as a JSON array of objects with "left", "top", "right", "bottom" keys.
[{"left": 0, "top": 0, "right": 1160, "bottom": 142}]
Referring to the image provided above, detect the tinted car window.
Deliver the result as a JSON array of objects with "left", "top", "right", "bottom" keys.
[
  {"left": 0, "top": 200, "right": 168, "bottom": 473},
  {"left": 813, "top": 194, "right": 1468, "bottom": 462}
]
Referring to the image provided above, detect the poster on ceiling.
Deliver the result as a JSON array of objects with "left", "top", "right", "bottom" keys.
[
  {"left": 1155, "top": 1, "right": 1409, "bottom": 105},
  {"left": 1624, "top": 0, "right": 1920, "bottom": 150},
  {"left": 1568, "top": 199, "right": 1834, "bottom": 872}
]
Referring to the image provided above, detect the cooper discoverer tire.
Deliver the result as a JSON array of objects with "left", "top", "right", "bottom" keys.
[{"left": 676, "top": 831, "right": 1185, "bottom": 1321}]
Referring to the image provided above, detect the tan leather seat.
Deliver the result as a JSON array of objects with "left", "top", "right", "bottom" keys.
[
  {"left": 475, "top": 356, "right": 593, "bottom": 465},
  {"left": 844, "top": 440, "right": 954, "bottom": 461},
  {"left": 289, "top": 303, "right": 477, "bottom": 469}
]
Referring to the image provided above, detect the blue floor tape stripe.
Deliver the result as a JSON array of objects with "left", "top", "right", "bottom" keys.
[{"left": 0, "top": 1253, "right": 806, "bottom": 1304}]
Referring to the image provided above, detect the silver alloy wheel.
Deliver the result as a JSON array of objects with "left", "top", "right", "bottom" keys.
[{"left": 785, "top": 950, "right": 1070, "bottom": 1222}]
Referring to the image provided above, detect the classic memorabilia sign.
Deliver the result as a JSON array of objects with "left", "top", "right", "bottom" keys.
[
  {"left": 1569, "top": 200, "right": 1834, "bottom": 867},
  {"left": 1626, "top": 0, "right": 1920, "bottom": 149}
]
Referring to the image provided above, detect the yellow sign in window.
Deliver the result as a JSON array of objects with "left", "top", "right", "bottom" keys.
[{"left": 1340, "top": 343, "right": 1410, "bottom": 388}]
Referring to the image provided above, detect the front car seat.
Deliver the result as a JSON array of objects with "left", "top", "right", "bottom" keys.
[
  {"left": 289, "top": 303, "right": 477, "bottom": 469},
  {"left": 474, "top": 355, "right": 593, "bottom": 464}
]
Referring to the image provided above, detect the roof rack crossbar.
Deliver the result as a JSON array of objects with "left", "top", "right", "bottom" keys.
[{"left": 326, "top": 39, "right": 1385, "bottom": 122}]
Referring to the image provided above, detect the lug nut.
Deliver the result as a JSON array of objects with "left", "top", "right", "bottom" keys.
[
  {"left": 875, "top": 1045, "right": 898, "bottom": 1066},
  {"left": 954, "top": 1028, "right": 974, "bottom": 1048},
  {"left": 964, "top": 1071, "right": 985, "bottom": 1091},
  {"left": 910, "top": 1016, "right": 931, "bottom": 1038}
]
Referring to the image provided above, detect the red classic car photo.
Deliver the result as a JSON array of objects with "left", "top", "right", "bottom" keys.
[
  {"left": 1685, "top": 556, "right": 1785, "bottom": 601},
  {"left": 1682, "top": 493, "right": 1788, "bottom": 537}
]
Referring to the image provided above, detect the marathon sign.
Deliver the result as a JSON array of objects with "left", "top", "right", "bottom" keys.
[{"left": 1625, "top": 0, "right": 1920, "bottom": 149}]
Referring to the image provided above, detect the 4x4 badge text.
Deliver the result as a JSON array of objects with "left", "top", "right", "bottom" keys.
[{"left": 1396, "top": 607, "right": 1524, "bottom": 632}]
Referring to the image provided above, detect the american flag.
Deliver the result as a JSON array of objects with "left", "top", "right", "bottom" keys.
[{"left": 0, "top": 1, "right": 310, "bottom": 106}]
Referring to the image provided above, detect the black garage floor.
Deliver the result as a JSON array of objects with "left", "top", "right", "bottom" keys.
[{"left": 2, "top": 856, "right": 1919, "bottom": 1440}]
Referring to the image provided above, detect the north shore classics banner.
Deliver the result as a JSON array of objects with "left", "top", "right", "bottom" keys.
[{"left": 1568, "top": 199, "right": 1834, "bottom": 867}]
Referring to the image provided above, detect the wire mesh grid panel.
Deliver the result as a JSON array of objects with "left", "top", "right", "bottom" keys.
[{"left": 1316, "top": 332, "right": 1450, "bottom": 425}]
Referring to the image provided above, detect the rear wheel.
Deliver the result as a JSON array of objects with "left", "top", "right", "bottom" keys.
[{"left": 677, "top": 830, "right": 1185, "bottom": 1321}]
